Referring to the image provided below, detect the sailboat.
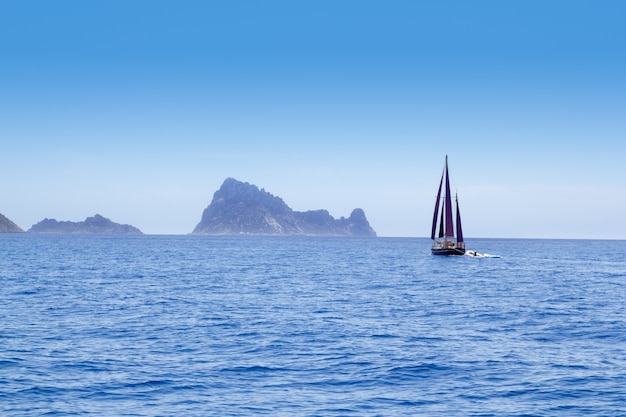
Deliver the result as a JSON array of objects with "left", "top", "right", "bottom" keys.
[{"left": 431, "top": 156, "right": 465, "bottom": 255}]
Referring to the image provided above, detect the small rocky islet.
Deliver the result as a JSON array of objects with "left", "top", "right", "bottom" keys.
[{"left": 27, "top": 214, "right": 143, "bottom": 235}]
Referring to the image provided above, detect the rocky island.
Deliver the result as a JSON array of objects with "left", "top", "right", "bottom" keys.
[
  {"left": 28, "top": 214, "right": 143, "bottom": 234},
  {"left": 0, "top": 213, "right": 24, "bottom": 233},
  {"left": 192, "top": 178, "right": 376, "bottom": 237}
]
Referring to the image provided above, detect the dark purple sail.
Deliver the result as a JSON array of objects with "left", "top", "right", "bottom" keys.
[
  {"left": 438, "top": 207, "right": 445, "bottom": 239},
  {"left": 431, "top": 174, "right": 443, "bottom": 240},
  {"left": 455, "top": 196, "right": 464, "bottom": 243}
]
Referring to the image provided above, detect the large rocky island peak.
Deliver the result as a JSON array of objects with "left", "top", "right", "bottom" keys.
[
  {"left": 28, "top": 214, "right": 143, "bottom": 234},
  {"left": 0, "top": 212, "right": 24, "bottom": 233},
  {"left": 192, "top": 178, "right": 377, "bottom": 236}
]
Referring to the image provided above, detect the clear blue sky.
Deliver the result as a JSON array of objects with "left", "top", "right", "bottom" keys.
[{"left": 1, "top": 0, "right": 625, "bottom": 238}]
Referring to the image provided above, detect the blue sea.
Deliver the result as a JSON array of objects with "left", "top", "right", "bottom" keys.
[{"left": 1, "top": 235, "right": 625, "bottom": 416}]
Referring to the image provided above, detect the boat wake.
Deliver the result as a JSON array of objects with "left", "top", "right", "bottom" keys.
[{"left": 466, "top": 250, "right": 501, "bottom": 258}]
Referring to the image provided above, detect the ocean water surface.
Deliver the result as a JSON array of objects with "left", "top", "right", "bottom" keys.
[{"left": 1, "top": 235, "right": 625, "bottom": 416}]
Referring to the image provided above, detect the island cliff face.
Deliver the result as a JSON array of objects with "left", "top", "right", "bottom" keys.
[
  {"left": 28, "top": 214, "right": 143, "bottom": 234},
  {"left": 192, "top": 178, "right": 377, "bottom": 236},
  {"left": 0, "top": 213, "right": 24, "bottom": 233}
]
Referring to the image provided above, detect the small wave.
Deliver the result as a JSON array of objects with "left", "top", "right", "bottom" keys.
[
  {"left": 11, "top": 289, "right": 41, "bottom": 296},
  {"left": 125, "top": 379, "right": 174, "bottom": 389},
  {"left": 219, "top": 365, "right": 291, "bottom": 374},
  {"left": 19, "top": 386, "right": 59, "bottom": 395},
  {"left": 369, "top": 333, "right": 401, "bottom": 339},
  {"left": 386, "top": 363, "right": 452, "bottom": 379},
  {"left": 0, "top": 358, "right": 23, "bottom": 367}
]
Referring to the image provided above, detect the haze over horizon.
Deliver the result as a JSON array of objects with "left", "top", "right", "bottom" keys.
[{"left": 2, "top": 1, "right": 625, "bottom": 239}]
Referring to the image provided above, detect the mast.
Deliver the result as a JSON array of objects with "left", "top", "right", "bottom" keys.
[{"left": 444, "top": 156, "right": 454, "bottom": 238}]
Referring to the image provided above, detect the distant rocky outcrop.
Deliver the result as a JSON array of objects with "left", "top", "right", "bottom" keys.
[
  {"left": 28, "top": 214, "right": 143, "bottom": 234},
  {"left": 0, "top": 213, "right": 24, "bottom": 233},
  {"left": 192, "top": 178, "right": 377, "bottom": 236}
]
